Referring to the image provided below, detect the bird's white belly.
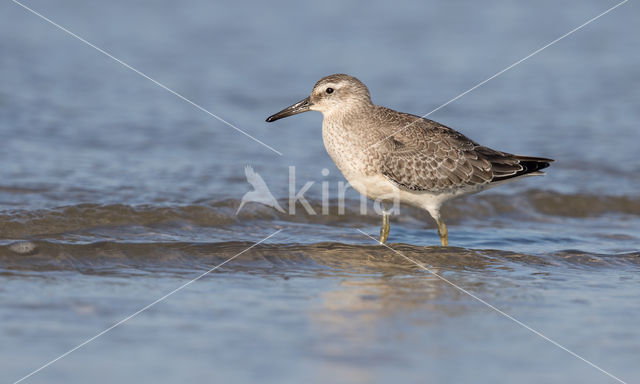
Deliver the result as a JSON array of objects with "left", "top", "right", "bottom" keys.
[
  {"left": 343, "top": 173, "right": 397, "bottom": 200},
  {"left": 344, "top": 173, "right": 454, "bottom": 215}
]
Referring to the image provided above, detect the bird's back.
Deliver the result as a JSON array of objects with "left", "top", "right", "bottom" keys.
[{"left": 369, "top": 106, "right": 553, "bottom": 193}]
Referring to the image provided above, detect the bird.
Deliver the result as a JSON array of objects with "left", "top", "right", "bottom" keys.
[
  {"left": 236, "top": 165, "right": 285, "bottom": 214},
  {"left": 266, "top": 74, "right": 553, "bottom": 246}
]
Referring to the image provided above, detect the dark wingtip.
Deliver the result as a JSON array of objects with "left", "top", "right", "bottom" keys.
[
  {"left": 522, "top": 159, "right": 551, "bottom": 176},
  {"left": 534, "top": 161, "right": 552, "bottom": 171},
  {"left": 491, "top": 156, "right": 554, "bottom": 182}
]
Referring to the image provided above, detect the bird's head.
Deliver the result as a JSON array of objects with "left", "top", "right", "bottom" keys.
[{"left": 266, "top": 74, "right": 373, "bottom": 122}]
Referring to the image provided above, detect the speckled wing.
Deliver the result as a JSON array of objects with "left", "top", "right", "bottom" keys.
[{"left": 377, "top": 112, "right": 551, "bottom": 193}]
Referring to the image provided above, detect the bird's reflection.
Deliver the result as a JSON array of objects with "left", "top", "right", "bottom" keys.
[{"left": 297, "top": 243, "right": 518, "bottom": 381}]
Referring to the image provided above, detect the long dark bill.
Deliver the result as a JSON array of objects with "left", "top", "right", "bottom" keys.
[{"left": 266, "top": 97, "right": 312, "bottom": 122}]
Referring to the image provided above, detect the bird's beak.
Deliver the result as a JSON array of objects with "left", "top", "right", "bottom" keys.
[{"left": 266, "top": 96, "right": 312, "bottom": 122}]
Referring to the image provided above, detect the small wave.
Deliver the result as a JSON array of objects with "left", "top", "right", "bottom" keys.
[
  {"left": 0, "top": 240, "right": 637, "bottom": 275},
  {"left": 0, "top": 191, "right": 639, "bottom": 239},
  {"left": 0, "top": 201, "right": 240, "bottom": 239}
]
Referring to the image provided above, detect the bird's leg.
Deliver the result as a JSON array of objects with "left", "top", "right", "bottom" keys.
[
  {"left": 379, "top": 210, "right": 390, "bottom": 244},
  {"left": 436, "top": 217, "right": 448, "bottom": 246}
]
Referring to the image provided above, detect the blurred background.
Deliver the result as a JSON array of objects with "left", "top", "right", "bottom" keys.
[{"left": 1, "top": 0, "right": 639, "bottom": 383}]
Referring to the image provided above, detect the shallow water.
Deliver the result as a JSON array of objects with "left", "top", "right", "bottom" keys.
[{"left": 1, "top": 0, "right": 639, "bottom": 383}]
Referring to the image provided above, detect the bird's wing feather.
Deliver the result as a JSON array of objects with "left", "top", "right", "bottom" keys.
[{"left": 377, "top": 111, "right": 552, "bottom": 192}]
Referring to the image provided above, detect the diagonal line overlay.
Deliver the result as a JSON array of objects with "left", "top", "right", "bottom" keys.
[
  {"left": 355, "top": 229, "right": 628, "bottom": 384},
  {"left": 12, "top": 229, "right": 283, "bottom": 384},
  {"left": 365, "top": 0, "right": 629, "bottom": 151},
  {"left": 11, "top": 0, "right": 282, "bottom": 156}
]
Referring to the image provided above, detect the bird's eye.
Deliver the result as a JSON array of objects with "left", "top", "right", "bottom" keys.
[{"left": 325, "top": 87, "right": 334, "bottom": 94}]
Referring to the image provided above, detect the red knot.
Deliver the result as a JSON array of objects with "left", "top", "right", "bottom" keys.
[{"left": 267, "top": 74, "right": 553, "bottom": 246}]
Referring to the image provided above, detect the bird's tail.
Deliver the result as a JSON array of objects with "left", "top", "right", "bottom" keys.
[{"left": 477, "top": 146, "right": 554, "bottom": 182}]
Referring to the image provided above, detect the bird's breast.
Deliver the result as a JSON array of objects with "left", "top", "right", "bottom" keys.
[{"left": 321, "top": 118, "right": 382, "bottom": 182}]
